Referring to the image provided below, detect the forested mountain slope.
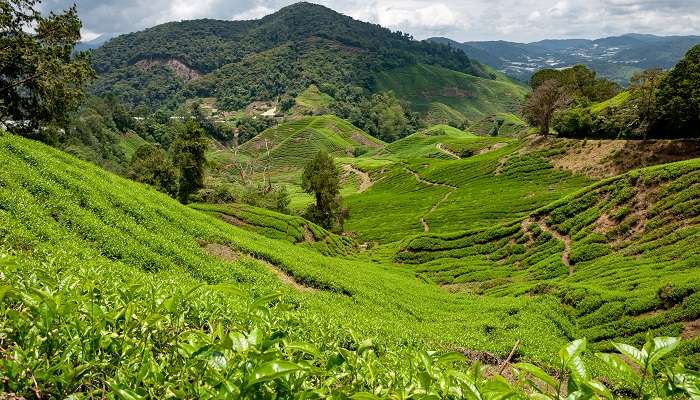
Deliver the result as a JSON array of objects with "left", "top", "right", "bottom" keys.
[{"left": 89, "top": 2, "right": 490, "bottom": 111}]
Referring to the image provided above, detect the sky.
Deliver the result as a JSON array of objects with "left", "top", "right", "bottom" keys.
[{"left": 39, "top": 0, "right": 700, "bottom": 43}]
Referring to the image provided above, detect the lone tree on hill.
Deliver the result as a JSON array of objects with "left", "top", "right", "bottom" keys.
[
  {"left": 301, "top": 150, "right": 346, "bottom": 231},
  {"left": 522, "top": 79, "right": 572, "bottom": 136},
  {"left": 0, "top": 0, "right": 94, "bottom": 136},
  {"left": 172, "top": 120, "right": 207, "bottom": 203}
]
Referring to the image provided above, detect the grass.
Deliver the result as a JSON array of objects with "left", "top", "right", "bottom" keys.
[{"left": 374, "top": 63, "right": 529, "bottom": 121}]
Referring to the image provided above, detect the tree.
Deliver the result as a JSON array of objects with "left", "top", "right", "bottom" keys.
[
  {"left": 653, "top": 44, "right": 700, "bottom": 138},
  {"left": 127, "top": 143, "right": 177, "bottom": 196},
  {"left": 530, "top": 65, "right": 619, "bottom": 103},
  {"left": 630, "top": 68, "right": 665, "bottom": 138},
  {"left": 0, "top": 0, "right": 94, "bottom": 134},
  {"left": 301, "top": 150, "right": 346, "bottom": 231},
  {"left": 522, "top": 79, "right": 572, "bottom": 136},
  {"left": 172, "top": 120, "right": 207, "bottom": 203}
]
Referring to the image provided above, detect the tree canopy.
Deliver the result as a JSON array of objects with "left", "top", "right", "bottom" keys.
[
  {"left": 0, "top": 0, "right": 94, "bottom": 133},
  {"left": 301, "top": 150, "right": 345, "bottom": 231}
]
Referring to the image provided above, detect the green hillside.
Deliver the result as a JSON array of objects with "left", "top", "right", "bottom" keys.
[
  {"left": 396, "top": 159, "right": 700, "bottom": 365},
  {"left": 190, "top": 202, "right": 355, "bottom": 256},
  {"left": 90, "top": 3, "right": 488, "bottom": 110},
  {"left": 0, "top": 133, "right": 588, "bottom": 396},
  {"left": 239, "top": 115, "right": 384, "bottom": 168},
  {"left": 374, "top": 64, "right": 529, "bottom": 120}
]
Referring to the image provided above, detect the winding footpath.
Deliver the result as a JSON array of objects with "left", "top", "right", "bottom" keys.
[
  {"left": 436, "top": 143, "right": 461, "bottom": 159},
  {"left": 404, "top": 166, "right": 458, "bottom": 233},
  {"left": 343, "top": 164, "right": 373, "bottom": 193},
  {"left": 523, "top": 218, "right": 573, "bottom": 275}
]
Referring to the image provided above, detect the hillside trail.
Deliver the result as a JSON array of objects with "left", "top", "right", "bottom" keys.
[
  {"left": 343, "top": 164, "right": 373, "bottom": 193},
  {"left": 436, "top": 143, "right": 461, "bottom": 159},
  {"left": 403, "top": 166, "right": 457, "bottom": 233},
  {"left": 523, "top": 218, "right": 573, "bottom": 275}
]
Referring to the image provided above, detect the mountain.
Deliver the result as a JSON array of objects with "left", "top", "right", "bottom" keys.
[
  {"left": 88, "top": 2, "right": 495, "bottom": 115},
  {"left": 430, "top": 34, "right": 700, "bottom": 84},
  {"left": 75, "top": 33, "right": 116, "bottom": 52}
]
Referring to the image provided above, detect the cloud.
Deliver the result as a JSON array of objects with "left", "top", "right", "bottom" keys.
[{"left": 39, "top": 0, "right": 700, "bottom": 42}]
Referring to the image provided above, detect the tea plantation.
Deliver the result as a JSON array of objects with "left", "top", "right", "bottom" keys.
[{"left": 1, "top": 131, "right": 699, "bottom": 398}]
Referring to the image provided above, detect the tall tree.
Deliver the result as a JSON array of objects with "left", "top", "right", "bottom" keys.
[
  {"left": 172, "top": 120, "right": 207, "bottom": 203},
  {"left": 127, "top": 143, "right": 178, "bottom": 196},
  {"left": 522, "top": 79, "right": 572, "bottom": 136},
  {"left": 0, "top": 0, "right": 94, "bottom": 134},
  {"left": 630, "top": 68, "right": 665, "bottom": 138},
  {"left": 301, "top": 150, "right": 345, "bottom": 231},
  {"left": 653, "top": 44, "right": 700, "bottom": 138}
]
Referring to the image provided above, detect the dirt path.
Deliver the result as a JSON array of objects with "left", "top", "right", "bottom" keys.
[
  {"left": 343, "top": 164, "right": 373, "bottom": 193},
  {"left": 436, "top": 143, "right": 460, "bottom": 159},
  {"left": 523, "top": 217, "right": 573, "bottom": 275},
  {"left": 404, "top": 166, "right": 457, "bottom": 233},
  {"left": 202, "top": 242, "right": 317, "bottom": 292}
]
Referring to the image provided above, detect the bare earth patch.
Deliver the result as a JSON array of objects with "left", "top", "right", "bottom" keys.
[
  {"left": 436, "top": 143, "right": 460, "bottom": 159},
  {"left": 682, "top": 318, "right": 700, "bottom": 339},
  {"left": 477, "top": 142, "right": 507, "bottom": 155},
  {"left": 524, "top": 137, "right": 700, "bottom": 179},
  {"left": 302, "top": 225, "right": 316, "bottom": 243},
  {"left": 343, "top": 165, "right": 373, "bottom": 193},
  {"left": 220, "top": 214, "right": 246, "bottom": 227}
]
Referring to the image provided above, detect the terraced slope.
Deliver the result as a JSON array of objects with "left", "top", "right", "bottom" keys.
[
  {"left": 0, "top": 133, "right": 576, "bottom": 375},
  {"left": 240, "top": 115, "right": 384, "bottom": 168},
  {"left": 346, "top": 137, "right": 591, "bottom": 242},
  {"left": 374, "top": 64, "right": 528, "bottom": 120},
  {"left": 191, "top": 202, "right": 355, "bottom": 256},
  {"left": 395, "top": 159, "right": 700, "bottom": 365}
]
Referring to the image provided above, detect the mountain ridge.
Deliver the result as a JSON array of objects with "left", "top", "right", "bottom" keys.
[{"left": 429, "top": 33, "right": 700, "bottom": 84}]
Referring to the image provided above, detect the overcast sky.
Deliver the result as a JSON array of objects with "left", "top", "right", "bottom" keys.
[{"left": 39, "top": 0, "right": 700, "bottom": 43}]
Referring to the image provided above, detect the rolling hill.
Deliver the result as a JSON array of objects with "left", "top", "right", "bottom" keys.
[
  {"left": 238, "top": 115, "right": 384, "bottom": 168},
  {"left": 374, "top": 63, "right": 528, "bottom": 121},
  {"left": 88, "top": 2, "right": 490, "bottom": 112},
  {"left": 0, "top": 132, "right": 585, "bottom": 396},
  {"left": 430, "top": 34, "right": 700, "bottom": 84}
]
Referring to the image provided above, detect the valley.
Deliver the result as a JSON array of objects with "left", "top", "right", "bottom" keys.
[{"left": 2, "top": 0, "right": 700, "bottom": 397}]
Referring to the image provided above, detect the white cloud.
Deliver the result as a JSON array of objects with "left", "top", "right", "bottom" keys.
[
  {"left": 41, "top": 0, "right": 700, "bottom": 43},
  {"left": 232, "top": 5, "right": 276, "bottom": 20}
]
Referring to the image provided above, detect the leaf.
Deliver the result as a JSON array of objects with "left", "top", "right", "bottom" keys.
[
  {"left": 648, "top": 336, "right": 680, "bottom": 365},
  {"left": 0, "top": 285, "right": 13, "bottom": 302},
  {"left": 567, "top": 355, "right": 588, "bottom": 382},
  {"left": 248, "top": 360, "right": 305, "bottom": 385},
  {"left": 350, "top": 393, "right": 380, "bottom": 400},
  {"left": 209, "top": 283, "right": 244, "bottom": 297},
  {"left": 595, "top": 353, "right": 640, "bottom": 384},
  {"left": 436, "top": 351, "right": 466, "bottom": 365},
  {"left": 559, "top": 339, "right": 586, "bottom": 366},
  {"left": 612, "top": 342, "right": 646, "bottom": 367},
  {"left": 285, "top": 342, "right": 321, "bottom": 358},
  {"left": 585, "top": 379, "right": 613, "bottom": 400},
  {"left": 249, "top": 291, "right": 281, "bottom": 311},
  {"left": 514, "top": 362, "right": 557, "bottom": 389}
]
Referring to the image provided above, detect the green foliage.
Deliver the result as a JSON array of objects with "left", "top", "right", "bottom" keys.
[
  {"left": 90, "top": 3, "right": 487, "bottom": 111},
  {"left": 654, "top": 44, "right": 700, "bottom": 138},
  {"left": 374, "top": 63, "right": 528, "bottom": 121},
  {"left": 127, "top": 143, "right": 177, "bottom": 196},
  {"left": 0, "top": 0, "right": 95, "bottom": 133},
  {"left": 302, "top": 150, "right": 345, "bottom": 231},
  {"left": 172, "top": 120, "right": 207, "bottom": 203},
  {"left": 530, "top": 65, "right": 620, "bottom": 103}
]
